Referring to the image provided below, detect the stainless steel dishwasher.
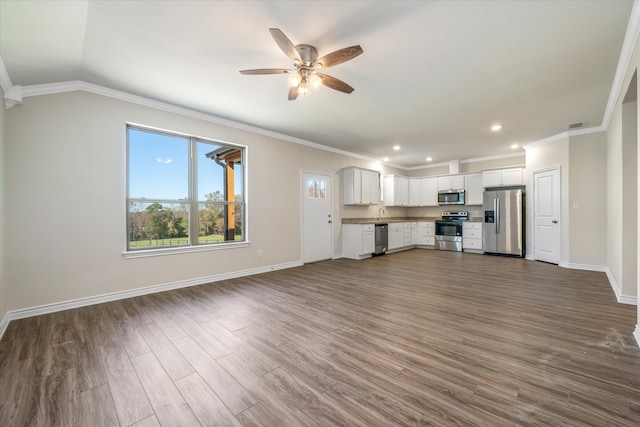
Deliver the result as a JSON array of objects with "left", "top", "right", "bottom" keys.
[{"left": 374, "top": 223, "right": 388, "bottom": 255}]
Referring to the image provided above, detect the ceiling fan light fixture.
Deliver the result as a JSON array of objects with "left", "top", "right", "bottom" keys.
[
  {"left": 298, "top": 80, "right": 310, "bottom": 96},
  {"left": 309, "top": 74, "right": 322, "bottom": 88},
  {"left": 289, "top": 73, "right": 302, "bottom": 87}
]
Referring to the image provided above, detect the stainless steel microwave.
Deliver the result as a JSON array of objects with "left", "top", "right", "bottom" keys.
[{"left": 438, "top": 189, "right": 465, "bottom": 205}]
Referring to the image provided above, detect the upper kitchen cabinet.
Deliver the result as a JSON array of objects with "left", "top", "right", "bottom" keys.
[
  {"left": 438, "top": 174, "right": 465, "bottom": 191},
  {"left": 419, "top": 177, "right": 438, "bottom": 206},
  {"left": 482, "top": 167, "right": 523, "bottom": 188},
  {"left": 464, "top": 173, "right": 483, "bottom": 205},
  {"left": 343, "top": 167, "right": 381, "bottom": 205},
  {"left": 408, "top": 178, "right": 421, "bottom": 206},
  {"left": 383, "top": 175, "right": 409, "bottom": 206}
]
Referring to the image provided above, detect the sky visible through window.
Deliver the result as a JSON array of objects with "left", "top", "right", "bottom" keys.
[{"left": 129, "top": 128, "right": 242, "bottom": 200}]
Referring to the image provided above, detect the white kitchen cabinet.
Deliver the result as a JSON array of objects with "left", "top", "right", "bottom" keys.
[
  {"left": 342, "top": 224, "right": 376, "bottom": 259},
  {"left": 409, "top": 222, "right": 418, "bottom": 245},
  {"left": 462, "top": 222, "right": 483, "bottom": 252},
  {"left": 419, "top": 177, "right": 438, "bottom": 206},
  {"left": 384, "top": 175, "right": 409, "bottom": 206},
  {"left": 408, "top": 178, "right": 421, "bottom": 206},
  {"left": 438, "top": 175, "right": 465, "bottom": 191},
  {"left": 361, "top": 169, "right": 381, "bottom": 204},
  {"left": 388, "top": 223, "right": 404, "bottom": 250},
  {"left": 343, "top": 167, "right": 380, "bottom": 205},
  {"left": 464, "top": 173, "right": 483, "bottom": 205},
  {"left": 501, "top": 168, "right": 524, "bottom": 186},
  {"left": 402, "top": 222, "right": 412, "bottom": 247},
  {"left": 482, "top": 168, "right": 523, "bottom": 188},
  {"left": 418, "top": 221, "right": 435, "bottom": 246}
]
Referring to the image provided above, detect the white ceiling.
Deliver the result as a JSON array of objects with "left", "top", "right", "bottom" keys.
[{"left": 0, "top": 0, "right": 633, "bottom": 168}]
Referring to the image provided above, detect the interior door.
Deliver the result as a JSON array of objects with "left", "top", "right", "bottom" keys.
[
  {"left": 534, "top": 167, "right": 560, "bottom": 264},
  {"left": 302, "top": 172, "right": 333, "bottom": 263}
]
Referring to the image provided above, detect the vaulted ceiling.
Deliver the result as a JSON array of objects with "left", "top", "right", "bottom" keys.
[{"left": 0, "top": 1, "right": 633, "bottom": 168}]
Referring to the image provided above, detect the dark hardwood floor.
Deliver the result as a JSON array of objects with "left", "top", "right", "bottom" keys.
[{"left": 1, "top": 249, "right": 639, "bottom": 426}]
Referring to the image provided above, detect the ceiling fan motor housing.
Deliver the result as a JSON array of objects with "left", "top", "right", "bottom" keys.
[{"left": 295, "top": 44, "right": 318, "bottom": 67}]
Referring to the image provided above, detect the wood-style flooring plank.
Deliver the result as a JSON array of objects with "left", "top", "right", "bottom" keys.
[
  {"left": 78, "top": 384, "right": 119, "bottom": 427},
  {"left": 174, "top": 372, "right": 242, "bottom": 427},
  {"left": 173, "top": 336, "right": 256, "bottom": 415},
  {"left": 137, "top": 322, "right": 194, "bottom": 381},
  {"left": 131, "top": 352, "right": 201, "bottom": 426},
  {"left": 100, "top": 341, "right": 154, "bottom": 426}
]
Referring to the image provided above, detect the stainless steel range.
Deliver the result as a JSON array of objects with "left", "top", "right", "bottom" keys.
[{"left": 435, "top": 211, "right": 468, "bottom": 252}]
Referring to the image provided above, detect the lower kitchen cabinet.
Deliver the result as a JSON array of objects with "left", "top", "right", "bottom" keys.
[
  {"left": 418, "top": 221, "right": 435, "bottom": 246},
  {"left": 388, "top": 223, "right": 405, "bottom": 250},
  {"left": 343, "top": 224, "right": 375, "bottom": 259},
  {"left": 462, "top": 222, "right": 483, "bottom": 253},
  {"left": 403, "top": 223, "right": 412, "bottom": 247}
]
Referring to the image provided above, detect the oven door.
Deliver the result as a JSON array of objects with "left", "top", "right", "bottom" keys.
[
  {"left": 435, "top": 220, "right": 462, "bottom": 237},
  {"left": 435, "top": 220, "right": 463, "bottom": 251}
]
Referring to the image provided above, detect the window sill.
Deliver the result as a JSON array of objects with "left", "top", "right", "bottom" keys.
[{"left": 123, "top": 241, "right": 250, "bottom": 259}]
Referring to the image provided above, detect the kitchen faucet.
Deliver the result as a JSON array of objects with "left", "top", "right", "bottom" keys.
[{"left": 377, "top": 207, "right": 385, "bottom": 221}]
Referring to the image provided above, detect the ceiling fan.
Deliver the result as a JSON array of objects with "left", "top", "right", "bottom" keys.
[{"left": 240, "top": 28, "right": 363, "bottom": 100}]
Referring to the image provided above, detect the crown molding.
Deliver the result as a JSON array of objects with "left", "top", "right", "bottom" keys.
[
  {"left": 18, "top": 79, "right": 397, "bottom": 167},
  {"left": 602, "top": 0, "right": 640, "bottom": 129},
  {"left": 0, "top": 58, "right": 23, "bottom": 109},
  {"left": 523, "top": 125, "right": 606, "bottom": 151},
  {"left": 0, "top": 57, "right": 12, "bottom": 93}
]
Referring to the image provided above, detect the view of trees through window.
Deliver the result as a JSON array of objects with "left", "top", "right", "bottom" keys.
[{"left": 127, "top": 126, "right": 245, "bottom": 250}]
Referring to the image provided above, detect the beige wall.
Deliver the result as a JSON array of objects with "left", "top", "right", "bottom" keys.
[
  {"left": 605, "top": 22, "right": 640, "bottom": 334},
  {"left": 406, "top": 154, "right": 525, "bottom": 178},
  {"left": 608, "top": 98, "right": 625, "bottom": 297},
  {"left": 2, "top": 90, "right": 407, "bottom": 313},
  {"left": 0, "top": 87, "right": 5, "bottom": 323},
  {"left": 568, "top": 132, "right": 607, "bottom": 267},
  {"left": 525, "top": 137, "right": 570, "bottom": 263}
]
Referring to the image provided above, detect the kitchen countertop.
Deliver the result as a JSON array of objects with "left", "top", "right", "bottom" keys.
[
  {"left": 342, "top": 217, "right": 439, "bottom": 224},
  {"left": 342, "top": 216, "right": 484, "bottom": 224}
]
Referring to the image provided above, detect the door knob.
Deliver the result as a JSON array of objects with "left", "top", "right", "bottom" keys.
[{"left": 552, "top": 220, "right": 558, "bottom": 224}]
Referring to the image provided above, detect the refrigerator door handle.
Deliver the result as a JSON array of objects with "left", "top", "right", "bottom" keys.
[{"left": 495, "top": 198, "right": 499, "bottom": 234}]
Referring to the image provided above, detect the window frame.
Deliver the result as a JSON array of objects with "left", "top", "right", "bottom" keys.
[{"left": 124, "top": 124, "right": 248, "bottom": 257}]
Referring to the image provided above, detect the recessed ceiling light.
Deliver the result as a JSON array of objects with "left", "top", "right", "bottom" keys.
[
  {"left": 491, "top": 124, "right": 502, "bottom": 131},
  {"left": 510, "top": 144, "right": 519, "bottom": 149},
  {"left": 426, "top": 157, "right": 432, "bottom": 162},
  {"left": 383, "top": 156, "right": 389, "bottom": 161},
  {"left": 393, "top": 145, "right": 401, "bottom": 151}
]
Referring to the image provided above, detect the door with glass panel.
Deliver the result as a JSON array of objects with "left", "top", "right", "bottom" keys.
[{"left": 302, "top": 172, "right": 333, "bottom": 263}]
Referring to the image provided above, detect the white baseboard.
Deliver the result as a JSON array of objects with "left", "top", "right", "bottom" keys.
[
  {"left": 634, "top": 325, "right": 640, "bottom": 347},
  {"left": 0, "top": 260, "right": 303, "bottom": 340},
  {"left": 559, "top": 261, "right": 606, "bottom": 272},
  {"left": 605, "top": 267, "right": 637, "bottom": 305}
]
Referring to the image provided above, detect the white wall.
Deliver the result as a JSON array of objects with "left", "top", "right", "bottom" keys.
[{"left": 1, "top": 90, "right": 400, "bottom": 313}]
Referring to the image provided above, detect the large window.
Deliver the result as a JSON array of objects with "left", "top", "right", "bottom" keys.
[{"left": 127, "top": 126, "right": 245, "bottom": 251}]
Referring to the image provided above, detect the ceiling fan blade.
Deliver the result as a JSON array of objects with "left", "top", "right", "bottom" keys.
[
  {"left": 317, "top": 74, "right": 354, "bottom": 94},
  {"left": 314, "top": 45, "right": 363, "bottom": 69},
  {"left": 288, "top": 86, "right": 299, "bottom": 101},
  {"left": 269, "top": 28, "right": 302, "bottom": 63},
  {"left": 239, "top": 68, "right": 291, "bottom": 75}
]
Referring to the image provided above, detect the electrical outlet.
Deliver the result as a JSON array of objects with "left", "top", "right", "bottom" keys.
[
  {"left": 573, "top": 202, "right": 579, "bottom": 209},
  {"left": 258, "top": 249, "right": 263, "bottom": 257}
]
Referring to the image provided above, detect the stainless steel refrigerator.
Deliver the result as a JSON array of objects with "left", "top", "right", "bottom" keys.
[{"left": 483, "top": 186, "right": 525, "bottom": 257}]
